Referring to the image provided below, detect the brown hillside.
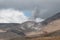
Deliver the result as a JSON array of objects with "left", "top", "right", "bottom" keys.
[
  {"left": 25, "top": 19, "right": 60, "bottom": 37},
  {"left": 42, "top": 19, "right": 60, "bottom": 34}
]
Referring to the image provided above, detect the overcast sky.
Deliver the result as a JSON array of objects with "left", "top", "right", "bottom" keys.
[{"left": 0, "top": 0, "right": 60, "bottom": 23}]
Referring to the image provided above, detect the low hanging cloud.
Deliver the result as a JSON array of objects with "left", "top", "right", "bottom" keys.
[
  {"left": 0, "top": 8, "right": 44, "bottom": 23},
  {"left": 0, "top": 9, "right": 28, "bottom": 23}
]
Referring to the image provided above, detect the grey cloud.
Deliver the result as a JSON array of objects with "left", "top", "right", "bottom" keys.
[{"left": 0, "top": 0, "right": 60, "bottom": 19}]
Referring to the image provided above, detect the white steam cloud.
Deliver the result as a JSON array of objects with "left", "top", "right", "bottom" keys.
[
  {"left": 35, "top": 18, "right": 44, "bottom": 22},
  {"left": 0, "top": 9, "right": 28, "bottom": 23}
]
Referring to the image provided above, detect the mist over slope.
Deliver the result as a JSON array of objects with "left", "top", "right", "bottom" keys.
[
  {"left": 9, "top": 12, "right": 60, "bottom": 40},
  {"left": 0, "top": 12, "right": 60, "bottom": 39},
  {"left": 24, "top": 12, "right": 60, "bottom": 37}
]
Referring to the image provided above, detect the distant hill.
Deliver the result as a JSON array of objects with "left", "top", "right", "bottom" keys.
[{"left": 42, "top": 12, "right": 60, "bottom": 25}]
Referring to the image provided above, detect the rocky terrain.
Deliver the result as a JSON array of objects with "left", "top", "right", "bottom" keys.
[{"left": 0, "top": 22, "right": 43, "bottom": 40}]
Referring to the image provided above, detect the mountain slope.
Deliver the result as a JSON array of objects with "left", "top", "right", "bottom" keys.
[
  {"left": 25, "top": 12, "right": 60, "bottom": 37},
  {"left": 42, "top": 12, "right": 60, "bottom": 25},
  {"left": 40, "top": 12, "right": 60, "bottom": 37}
]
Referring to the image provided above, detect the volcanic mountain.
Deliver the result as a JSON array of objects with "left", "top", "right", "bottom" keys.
[
  {"left": 0, "top": 12, "right": 60, "bottom": 40},
  {"left": 9, "top": 12, "right": 60, "bottom": 40}
]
